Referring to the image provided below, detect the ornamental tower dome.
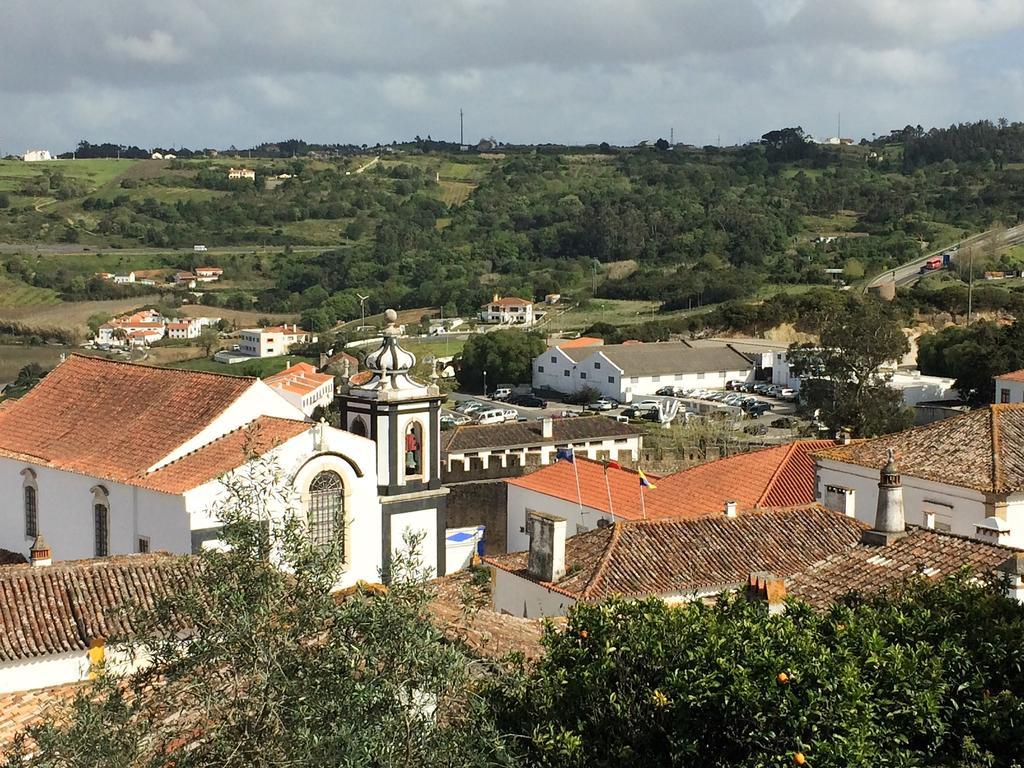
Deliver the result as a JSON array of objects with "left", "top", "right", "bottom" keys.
[{"left": 353, "top": 309, "right": 438, "bottom": 399}]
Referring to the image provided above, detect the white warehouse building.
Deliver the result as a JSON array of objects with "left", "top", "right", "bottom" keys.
[{"left": 532, "top": 341, "right": 754, "bottom": 402}]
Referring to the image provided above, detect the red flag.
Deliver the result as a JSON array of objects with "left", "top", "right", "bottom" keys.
[{"left": 606, "top": 460, "right": 621, "bottom": 470}]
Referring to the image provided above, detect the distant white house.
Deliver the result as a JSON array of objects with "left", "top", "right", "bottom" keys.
[
  {"left": 238, "top": 325, "right": 316, "bottom": 358},
  {"left": 228, "top": 167, "right": 256, "bottom": 181},
  {"left": 995, "top": 369, "right": 1024, "bottom": 404},
  {"left": 264, "top": 362, "right": 335, "bottom": 416},
  {"left": 194, "top": 266, "right": 223, "bottom": 282},
  {"left": 480, "top": 296, "right": 535, "bottom": 326},
  {"left": 532, "top": 340, "right": 754, "bottom": 401},
  {"left": 23, "top": 149, "right": 52, "bottom": 162}
]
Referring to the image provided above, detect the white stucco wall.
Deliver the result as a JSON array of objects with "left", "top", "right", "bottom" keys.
[
  {"left": 0, "top": 644, "right": 149, "bottom": 695},
  {"left": 390, "top": 507, "right": 439, "bottom": 577},
  {"left": 506, "top": 485, "right": 611, "bottom": 554},
  {"left": 490, "top": 566, "right": 577, "bottom": 618},
  {"left": 0, "top": 460, "right": 191, "bottom": 561},
  {"left": 815, "top": 459, "right": 1017, "bottom": 545},
  {"left": 532, "top": 348, "right": 585, "bottom": 393},
  {"left": 995, "top": 378, "right": 1024, "bottom": 404},
  {"left": 152, "top": 381, "right": 305, "bottom": 470},
  {"left": 444, "top": 433, "right": 642, "bottom": 473}
]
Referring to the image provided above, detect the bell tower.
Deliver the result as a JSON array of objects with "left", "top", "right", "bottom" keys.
[{"left": 339, "top": 309, "right": 448, "bottom": 579}]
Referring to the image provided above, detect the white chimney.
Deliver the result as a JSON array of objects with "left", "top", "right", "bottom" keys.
[
  {"left": 724, "top": 500, "right": 738, "bottom": 518},
  {"left": 835, "top": 429, "right": 852, "bottom": 445},
  {"left": 541, "top": 417, "right": 553, "bottom": 439},
  {"left": 527, "top": 511, "right": 566, "bottom": 583},
  {"left": 30, "top": 533, "right": 52, "bottom": 567},
  {"left": 863, "top": 448, "right": 907, "bottom": 546}
]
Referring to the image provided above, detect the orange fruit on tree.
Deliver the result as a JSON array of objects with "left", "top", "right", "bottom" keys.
[
  {"left": 793, "top": 752, "right": 806, "bottom": 765},
  {"left": 777, "top": 672, "right": 789, "bottom": 685}
]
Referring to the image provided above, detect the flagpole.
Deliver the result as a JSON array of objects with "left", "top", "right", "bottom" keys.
[
  {"left": 572, "top": 449, "right": 584, "bottom": 516},
  {"left": 640, "top": 483, "right": 647, "bottom": 520},
  {"left": 603, "top": 461, "right": 616, "bottom": 521}
]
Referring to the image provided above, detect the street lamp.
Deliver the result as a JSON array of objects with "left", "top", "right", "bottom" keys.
[{"left": 483, "top": 369, "right": 487, "bottom": 397}]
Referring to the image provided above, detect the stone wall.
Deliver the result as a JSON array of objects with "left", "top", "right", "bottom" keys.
[{"left": 445, "top": 480, "right": 509, "bottom": 555}]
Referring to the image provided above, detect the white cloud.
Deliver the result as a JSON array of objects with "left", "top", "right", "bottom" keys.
[{"left": 104, "top": 30, "right": 185, "bottom": 65}]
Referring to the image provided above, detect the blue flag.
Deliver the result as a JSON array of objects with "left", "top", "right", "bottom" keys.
[{"left": 555, "top": 448, "right": 575, "bottom": 463}]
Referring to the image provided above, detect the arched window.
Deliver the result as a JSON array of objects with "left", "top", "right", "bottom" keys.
[
  {"left": 350, "top": 417, "right": 367, "bottom": 438},
  {"left": 91, "top": 486, "right": 109, "bottom": 557},
  {"left": 405, "top": 422, "right": 423, "bottom": 477},
  {"left": 308, "top": 471, "right": 345, "bottom": 556},
  {"left": 21, "top": 468, "right": 37, "bottom": 539}
]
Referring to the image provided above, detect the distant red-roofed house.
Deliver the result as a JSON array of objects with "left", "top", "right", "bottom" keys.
[
  {"left": 194, "top": 266, "right": 223, "bottom": 282},
  {"left": 995, "top": 368, "right": 1024, "bottom": 404},
  {"left": 264, "top": 361, "right": 335, "bottom": 416},
  {"left": 479, "top": 295, "right": 535, "bottom": 326}
]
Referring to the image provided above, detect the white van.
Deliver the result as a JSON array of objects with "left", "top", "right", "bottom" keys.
[{"left": 475, "top": 409, "right": 508, "bottom": 425}]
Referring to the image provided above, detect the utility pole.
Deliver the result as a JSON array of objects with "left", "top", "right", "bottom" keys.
[
  {"left": 460, "top": 108, "right": 464, "bottom": 147},
  {"left": 670, "top": 126, "right": 674, "bottom": 146},
  {"left": 967, "top": 246, "right": 975, "bottom": 325}
]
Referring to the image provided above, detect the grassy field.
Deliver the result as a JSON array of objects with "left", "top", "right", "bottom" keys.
[
  {"left": 280, "top": 218, "right": 348, "bottom": 243},
  {"left": 169, "top": 354, "right": 316, "bottom": 377},
  {"left": 0, "top": 295, "right": 162, "bottom": 333},
  {"left": 0, "top": 344, "right": 75, "bottom": 382},
  {"left": 0, "top": 158, "right": 138, "bottom": 194},
  {"left": 543, "top": 299, "right": 663, "bottom": 332},
  {"left": 801, "top": 212, "right": 859, "bottom": 232},
  {"left": 0, "top": 275, "right": 61, "bottom": 307},
  {"left": 403, "top": 336, "right": 466, "bottom": 360},
  {"left": 437, "top": 180, "right": 475, "bottom": 206}
]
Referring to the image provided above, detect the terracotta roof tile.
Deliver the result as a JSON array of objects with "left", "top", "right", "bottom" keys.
[
  {"left": 441, "top": 415, "right": 642, "bottom": 453},
  {"left": 554, "top": 337, "right": 604, "bottom": 349},
  {"left": 0, "top": 682, "right": 84, "bottom": 748},
  {"left": 140, "top": 416, "right": 311, "bottom": 494},
  {"left": 788, "top": 528, "right": 1018, "bottom": 609},
  {"left": 997, "top": 369, "right": 1024, "bottom": 383},
  {"left": 264, "top": 362, "right": 334, "bottom": 397},
  {"left": 485, "top": 504, "right": 865, "bottom": 600},
  {"left": 815, "top": 405, "right": 1024, "bottom": 493},
  {"left": 508, "top": 457, "right": 670, "bottom": 521},
  {"left": 654, "top": 440, "right": 833, "bottom": 517},
  {"left": 0, "top": 554, "right": 200, "bottom": 662},
  {"left": 0, "top": 356, "right": 256, "bottom": 485}
]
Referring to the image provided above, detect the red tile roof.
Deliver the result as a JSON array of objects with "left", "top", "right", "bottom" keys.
[
  {"left": 485, "top": 504, "right": 865, "bottom": 600},
  {"left": 655, "top": 440, "right": 835, "bottom": 517},
  {"left": 0, "top": 683, "right": 84, "bottom": 748},
  {"left": 507, "top": 457, "right": 670, "bottom": 521},
  {"left": 482, "top": 297, "right": 532, "bottom": 308},
  {"left": 507, "top": 441, "right": 832, "bottom": 522},
  {"left": 140, "top": 417, "right": 311, "bottom": 493},
  {"left": 815, "top": 405, "right": 1024, "bottom": 493},
  {"left": 264, "top": 362, "right": 334, "bottom": 397},
  {"left": 554, "top": 336, "right": 604, "bottom": 349},
  {"left": 788, "top": 528, "right": 1019, "bottom": 609},
  {"left": 0, "top": 355, "right": 255, "bottom": 486},
  {"left": 0, "top": 553, "right": 199, "bottom": 662},
  {"left": 997, "top": 369, "right": 1024, "bottom": 383}
]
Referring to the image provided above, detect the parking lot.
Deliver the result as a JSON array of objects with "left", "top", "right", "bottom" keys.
[{"left": 444, "top": 385, "right": 803, "bottom": 435}]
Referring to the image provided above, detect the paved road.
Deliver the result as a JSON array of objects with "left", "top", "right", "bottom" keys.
[{"left": 866, "top": 225, "right": 1024, "bottom": 290}]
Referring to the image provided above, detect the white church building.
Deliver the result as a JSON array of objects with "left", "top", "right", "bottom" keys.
[{"left": 0, "top": 310, "right": 448, "bottom": 584}]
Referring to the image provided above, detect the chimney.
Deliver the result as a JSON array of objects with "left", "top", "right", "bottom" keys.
[
  {"left": 526, "top": 511, "right": 567, "bottom": 583},
  {"left": 724, "top": 500, "right": 738, "bottom": 518},
  {"left": 999, "top": 553, "right": 1024, "bottom": 603},
  {"left": 835, "top": 429, "right": 852, "bottom": 445},
  {"left": 541, "top": 417, "right": 553, "bottom": 439},
  {"left": 30, "top": 533, "right": 52, "bottom": 567},
  {"left": 747, "top": 571, "right": 786, "bottom": 615},
  {"left": 862, "top": 448, "right": 907, "bottom": 546}
]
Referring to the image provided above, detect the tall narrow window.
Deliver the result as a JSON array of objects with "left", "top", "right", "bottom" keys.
[
  {"left": 405, "top": 423, "right": 423, "bottom": 477},
  {"left": 308, "top": 471, "right": 345, "bottom": 556},
  {"left": 91, "top": 485, "right": 110, "bottom": 557},
  {"left": 94, "top": 504, "right": 109, "bottom": 557},
  {"left": 22, "top": 468, "right": 38, "bottom": 539},
  {"left": 24, "top": 486, "right": 37, "bottom": 539}
]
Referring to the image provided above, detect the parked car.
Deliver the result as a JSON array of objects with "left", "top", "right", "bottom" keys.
[
  {"left": 586, "top": 398, "right": 618, "bottom": 411},
  {"left": 634, "top": 399, "right": 662, "bottom": 412},
  {"left": 509, "top": 394, "right": 548, "bottom": 408},
  {"left": 778, "top": 387, "right": 797, "bottom": 401},
  {"left": 726, "top": 380, "right": 746, "bottom": 391},
  {"left": 490, "top": 387, "right": 513, "bottom": 401},
  {"left": 655, "top": 386, "right": 676, "bottom": 396},
  {"left": 752, "top": 383, "right": 771, "bottom": 394},
  {"left": 440, "top": 413, "right": 472, "bottom": 427},
  {"left": 739, "top": 382, "right": 757, "bottom": 393},
  {"left": 747, "top": 402, "right": 773, "bottom": 417}
]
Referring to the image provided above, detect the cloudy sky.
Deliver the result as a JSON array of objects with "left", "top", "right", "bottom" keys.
[{"left": 3, "top": 0, "right": 1024, "bottom": 153}]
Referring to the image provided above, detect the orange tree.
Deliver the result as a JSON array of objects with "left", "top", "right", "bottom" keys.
[{"left": 488, "top": 576, "right": 1024, "bottom": 768}]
